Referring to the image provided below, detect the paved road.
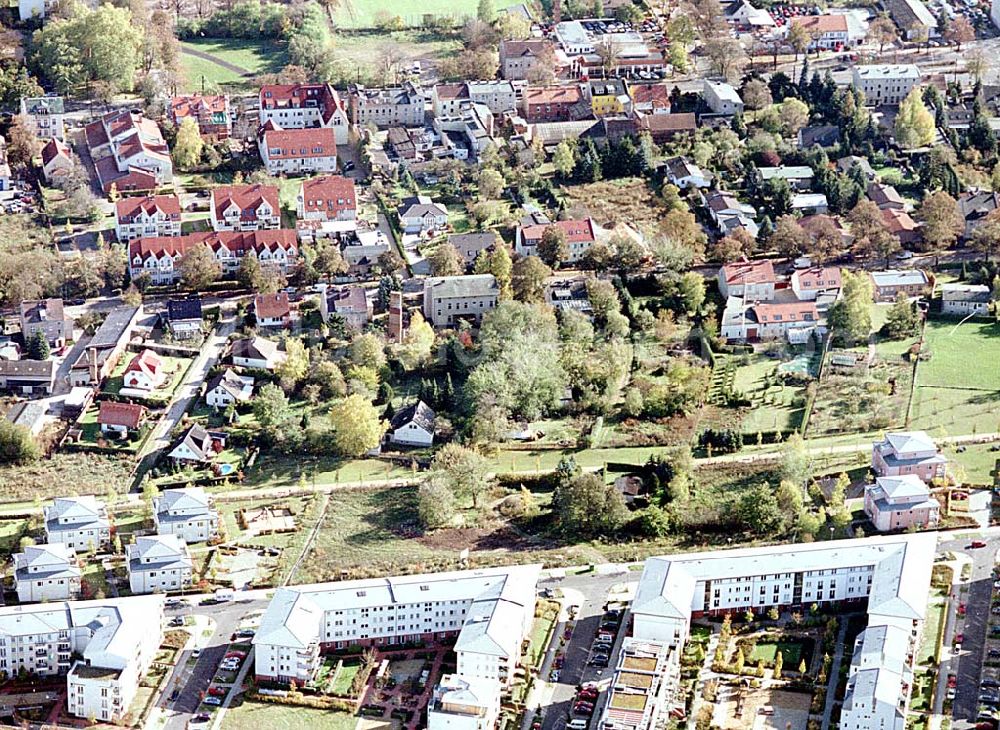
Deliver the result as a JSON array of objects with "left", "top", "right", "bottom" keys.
[{"left": 939, "top": 535, "right": 1000, "bottom": 727}]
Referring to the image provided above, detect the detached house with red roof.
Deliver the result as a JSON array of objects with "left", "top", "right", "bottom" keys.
[
  {"left": 210, "top": 184, "right": 280, "bottom": 232},
  {"left": 40, "top": 138, "right": 73, "bottom": 184},
  {"left": 721, "top": 299, "right": 822, "bottom": 343},
  {"left": 115, "top": 195, "right": 182, "bottom": 242},
  {"left": 169, "top": 94, "right": 232, "bottom": 140},
  {"left": 122, "top": 349, "right": 166, "bottom": 392},
  {"left": 257, "top": 123, "right": 337, "bottom": 176},
  {"left": 128, "top": 231, "right": 298, "bottom": 285},
  {"left": 515, "top": 218, "right": 598, "bottom": 263},
  {"left": 717, "top": 259, "right": 778, "bottom": 300},
  {"left": 791, "top": 266, "right": 842, "bottom": 301},
  {"left": 296, "top": 175, "right": 357, "bottom": 222},
  {"left": 98, "top": 401, "right": 146, "bottom": 436},
  {"left": 85, "top": 110, "right": 173, "bottom": 194},
  {"left": 259, "top": 83, "right": 350, "bottom": 145},
  {"left": 253, "top": 292, "right": 292, "bottom": 328}
]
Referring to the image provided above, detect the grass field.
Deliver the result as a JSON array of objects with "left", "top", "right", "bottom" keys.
[
  {"left": 221, "top": 700, "right": 357, "bottom": 730},
  {"left": 329, "top": 0, "right": 523, "bottom": 28},
  {"left": 748, "top": 638, "right": 812, "bottom": 668},
  {"left": 730, "top": 355, "right": 807, "bottom": 434},
  {"left": 910, "top": 319, "right": 1000, "bottom": 434},
  {"left": 332, "top": 30, "right": 463, "bottom": 76},
  {"left": 180, "top": 38, "right": 288, "bottom": 92}
]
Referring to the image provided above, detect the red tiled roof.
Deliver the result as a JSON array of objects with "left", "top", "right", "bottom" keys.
[
  {"left": 260, "top": 127, "right": 337, "bottom": 160},
  {"left": 98, "top": 401, "right": 145, "bottom": 429},
  {"left": 721, "top": 259, "right": 777, "bottom": 285},
  {"left": 124, "top": 348, "right": 163, "bottom": 377},
  {"left": 212, "top": 184, "right": 279, "bottom": 225},
  {"left": 790, "top": 14, "right": 848, "bottom": 33},
  {"left": 254, "top": 292, "right": 291, "bottom": 320},
  {"left": 259, "top": 83, "right": 341, "bottom": 124},
  {"left": 116, "top": 194, "right": 181, "bottom": 220},
  {"left": 171, "top": 94, "right": 228, "bottom": 119},
  {"left": 628, "top": 83, "right": 671, "bottom": 108},
  {"left": 300, "top": 175, "right": 356, "bottom": 217},
  {"left": 640, "top": 113, "right": 697, "bottom": 133},
  {"left": 520, "top": 218, "right": 597, "bottom": 244},
  {"left": 41, "top": 138, "right": 71, "bottom": 166},
  {"left": 795, "top": 266, "right": 842, "bottom": 289},
  {"left": 882, "top": 208, "right": 919, "bottom": 233},
  {"left": 129, "top": 230, "right": 298, "bottom": 262},
  {"left": 524, "top": 85, "right": 583, "bottom": 105},
  {"left": 753, "top": 301, "right": 819, "bottom": 323}
]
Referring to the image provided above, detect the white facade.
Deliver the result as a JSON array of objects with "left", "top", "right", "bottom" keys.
[
  {"left": 153, "top": 487, "right": 219, "bottom": 544},
  {"left": 44, "top": 497, "right": 110, "bottom": 552},
  {"left": 20, "top": 96, "right": 65, "bottom": 139},
  {"left": 703, "top": 81, "right": 744, "bottom": 115},
  {"left": 428, "top": 674, "right": 501, "bottom": 730},
  {"left": 14, "top": 544, "right": 81, "bottom": 603},
  {"left": 126, "top": 535, "right": 193, "bottom": 594},
  {"left": 0, "top": 596, "right": 163, "bottom": 723},
  {"left": 253, "top": 565, "right": 540, "bottom": 687},
  {"left": 422, "top": 275, "right": 500, "bottom": 327},
  {"left": 941, "top": 283, "right": 991, "bottom": 316},
  {"left": 632, "top": 535, "right": 934, "bottom": 730},
  {"left": 852, "top": 65, "right": 921, "bottom": 106}
]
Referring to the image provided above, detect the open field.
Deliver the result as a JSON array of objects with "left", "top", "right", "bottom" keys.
[
  {"left": 328, "top": 0, "right": 523, "bottom": 28},
  {"left": 180, "top": 38, "right": 287, "bottom": 92},
  {"left": 559, "top": 177, "right": 669, "bottom": 228},
  {"left": 808, "top": 353, "right": 913, "bottom": 437},
  {"left": 910, "top": 319, "right": 1000, "bottom": 434},
  {"left": 0, "top": 453, "right": 133, "bottom": 502},
  {"left": 332, "top": 30, "right": 463, "bottom": 75},
  {"left": 221, "top": 700, "right": 357, "bottom": 730}
]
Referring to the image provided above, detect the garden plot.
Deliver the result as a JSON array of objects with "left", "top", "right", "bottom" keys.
[{"left": 807, "top": 351, "right": 913, "bottom": 437}]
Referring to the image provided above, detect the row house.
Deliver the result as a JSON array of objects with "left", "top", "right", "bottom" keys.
[
  {"left": 210, "top": 184, "right": 280, "bottom": 232},
  {"left": 85, "top": 110, "right": 173, "bottom": 194},
  {"left": 348, "top": 83, "right": 425, "bottom": 128},
  {"left": 514, "top": 218, "right": 598, "bottom": 262},
  {"left": 522, "top": 85, "right": 587, "bottom": 123},
  {"left": 257, "top": 124, "right": 337, "bottom": 176},
  {"left": 259, "top": 83, "right": 350, "bottom": 145},
  {"left": 114, "top": 195, "right": 182, "bottom": 242},
  {"left": 169, "top": 94, "right": 232, "bottom": 140},
  {"left": 128, "top": 230, "right": 298, "bottom": 285},
  {"left": 432, "top": 81, "right": 517, "bottom": 117},
  {"left": 628, "top": 82, "right": 672, "bottom": 115}
]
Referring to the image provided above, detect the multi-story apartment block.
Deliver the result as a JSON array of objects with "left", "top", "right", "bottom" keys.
[
  {"left": 515, "top": 218, "right": 598, "bottom": 262},
  {"left": 169, "top": 95, "right": 232, "bottom": 140},
  {"left": 432, "top": 81, "right": 516, "bottom": 118},
  {"left": 153, "top": 487, "right": 219, "bottom": 544},
  {"left": 128, "top": 230, "right": 298, "bottom": 285},
  {"left": 0, "top": 596, "right": 163, "bottom": 723},
  {"left": 522, "top": 85, "right": 584, "bottom": 123},
  {"left": 296, "top": 175, "right": 357, "bottom": 222},
  {"left": 259, "top": 83, "right": 350, "bottom": 145},
  {"left": 20, "top": 95, "right": 65, "bottom": 141},
  {"left": 422, "top": 275, "right": 500, "bottom": 327},
  {"left": 210, "top": 184, "right": 280, "bottom": 232},
  {"left": 348, "top": 83, "right": 425, "bottom": 128},
  {"left": 253, "top": 565, "right": 539, "bottom": 688},
  {"left": 499, "top": 39, "right": 564, "bottom": 81},
  {"left": 864, "top": 475, "right": 940, "bottom": 532},
  {"left": 596, "top": 639, "right": 680, "bottom": 730},
  {"left": 14, "top": 543, "right": 81, "bottom": 603},
  {"left": 257, "top": 125, "right": 338, "bottom": 176},
  {"left": 427, "top": 674, "right": 501, "bottom": 730},
  {"left": 114, "top": 195, "right": 182, "bottom": 242},
  {"left": 85, "top": 110, "right": 173, "bottom": 194},
  {"left": 872, "top": 430, "right": 947, "bottom": 482},
  {"left": 630, "top": 535, "right": 935, "bottom": 730},
  {"left": 126, "top": 535, "right": 193, "bottom": 594},
  {"left": 44, "top": 496, "right": 110, "bottom": 551},
  {"left": 852, "top": 65, "right": 921, "bottom": 106}
]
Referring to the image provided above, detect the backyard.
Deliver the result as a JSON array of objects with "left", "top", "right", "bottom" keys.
[
  {"left": 727, "top": 352, "right": 809, "bottom": 435},
  {"left": 909, "top": 318, "right": 1000, "bottom": 435},
  {"left": 747, "top": 636, "right": 814, "bottom": 669},
  {"left": 559, "top": 177, "right": 669, "bottom": 229}
]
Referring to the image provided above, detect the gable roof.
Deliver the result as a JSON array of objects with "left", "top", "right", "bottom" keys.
[
  {"left": 156, "top": 486, "right": 211, "bottom": 514},
  {"left": 166, "top": 298, "right": 203, "bottom": 322},
  {"left": 299, "top": 175, "right": 357, "bottom": 217},
  {"left": 206, "top": 369, "right": 254, "bottom": 400},
  {"left": 254, "top": 292, "right": 291, "bottom": 320},
  {"left": 212, "top": 184, "right": 279, "bottom": 224},
  {"left": 260, "top": 127, "right": 337, "bottom": 160},
  {"left": 520, "top": 218, "right": 597, "bottom": 245},
  {"left": 98, "top": 401, "right": 145, "bottom": 429},
  {"left": 170, "top": 424, "right": 224, "bottom": 462},
  {"left": 231, "top": 336, "right": 282, "bottom": 363},
  {"left": 116, "top": 194, "right": 181, "bottom": 220},
  {"left": 41, "top": 138, "right": 71, "bottom": 166},
  {"left": 391, "top": 400, "right": 436, "bottom": 433},
  {"left": 124, "top": 349, "right": 163, "bottom": 379},
  {"left": 720, "top": 259, "right": 776, "bottom": 285}
]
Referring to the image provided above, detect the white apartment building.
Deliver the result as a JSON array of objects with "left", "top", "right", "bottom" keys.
[
  {"left": 20, "top": 96, "right": 65, "bottom": 141},
  {"left": 258, "top": 84, "right": 350, "bottom": 145},
  {"left": 253, "top": 565, "right": 540, "bottom": 688},
  {"left": 852, "top": 65, "right": 921, "bottom": 106},
  {"left": 631, "top": 535, "right": 935, "bottom": 730},
  {"left": 114, "top": 195, "right": 182, "bottom": 242},
  {"left": 428, "top": 674, "right": 501, "bottom": 730},
  {"left": 703, "top": 81, "right": 744, "bottom": 115},
  {"left": 153, "top": 487, "right": 219, "bottom": 544},
  {"left": 126, "top": 535, "right": 193, "bottom": 594},
  {"left": 0, "top": 596, "right": 163, "bottom": 723},
  {"left": 422, "top": 275, "right": 500, "bottom": 328},
  {"left": 14, "top": 543, "right": 81, "bottom": 603},
  {"left": 44, "top": 496, "right": 110, "bottom": 551},
  {"left": 941, "top": 283, "right": 991, "bottom": 317}
]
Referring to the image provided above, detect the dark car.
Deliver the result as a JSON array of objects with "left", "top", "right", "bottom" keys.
[
  {"left": 191, "top": 714, "right": 211, "bottom": 724},
  {"left": 169, "top": 688, "right": 180, "bottom": 701},
  {"left": 592, "top": 642, "right": 613, "bottom": 653}
]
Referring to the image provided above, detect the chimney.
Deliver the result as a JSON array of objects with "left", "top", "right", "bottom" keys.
[{"left": 88, "top": 346, "right": 99, "bottom": 385}]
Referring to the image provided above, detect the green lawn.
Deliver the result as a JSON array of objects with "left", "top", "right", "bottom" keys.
[
  {"left": 180, "top": 38, "right": 288, "bottom": 92},
  {"left": 944, "top": 442, "right": 1000, "bottom": 485},
  {"left": 730, "top": 355, "right": 807, "bottom": 434},
  {"left": 329, "top": 662, "right": 361, "bottom": 695},
  {"left": 918, "top": 593, "right": 946, "bottom": 665},
  {"left": 748, "top": 638, "right": 812, "bottom": 668},
  {"left": 910, "top": 319, "right": 1000, "bottom": 434},
  {"left": 221, "top": 700, "right": 357, "bottom": 730},
  {"left": 329, "top": 0, "right": 523, "bottom": 28},
  {"left": 0, "top": 519, "right": 29, "bottom": 554}
]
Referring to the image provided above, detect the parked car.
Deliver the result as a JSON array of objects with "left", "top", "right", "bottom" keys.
[
  {"left": 947, "top": 688, "right": 957, "bottom": 700},
  {"left": 208, "top": 687, "right": 226, "bottom": 697},
  {"left": 203, "top": 696, "right": 223, "bottom": 706},
  {"left": 191, "top": 713, "right": 211, "bottom": 724},
  {"left": 949, "top": 675, "right": 958, "bottom": 688},
  {"left": 550, "top": 670, "right": 561, "bottom": 682},
  {"left": 971, "top": 540, "right": 988, "bottom": 548},
  {"left": 169, "top": 688, "right": 180, "bottom": 701},
  {"left": 192, "top": 649, "right": 202, "bottom": 659}
]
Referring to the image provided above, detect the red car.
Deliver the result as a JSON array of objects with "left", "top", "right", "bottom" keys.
[
  {"left": 208, "top": 687, "right": 227, "bottom": 697},
  {"left": 225, "top": 651, "right": 247, "bottom": 659},
  {"left": 578, "top": 690, "right": 599, "bottom": 702},
  {"left": 955, "top": 633, "right": 965, "bottom": 644},
  {"left": 948, "top": 674, "right": 957, "bottom": 689},
  {"left": 971, "top": 540, "right": 988, "bottom": 549},
  {"left": 959, "top": 603, "right": 967, "bottom": 617}
]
